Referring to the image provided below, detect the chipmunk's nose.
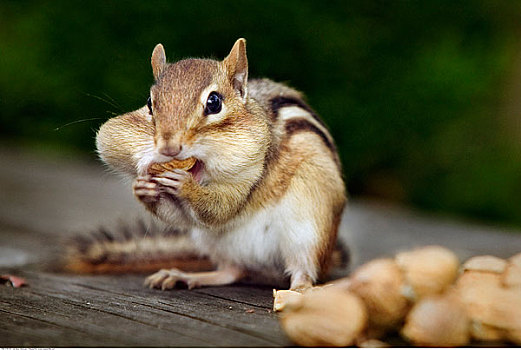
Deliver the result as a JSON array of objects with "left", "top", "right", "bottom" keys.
[
  {"left": 157, "top": 134, "right": 183, "bottom": 157},
  {"left": 158, "top": 144, "right": 182, "bottom": 157}
]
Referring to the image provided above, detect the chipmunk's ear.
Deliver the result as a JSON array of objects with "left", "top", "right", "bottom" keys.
[
  {"left": 224, "top": 38, "right": 248, "bottom": 101},
  {"left": 151, "top": 44, "right": 166, "bottom": 81}
]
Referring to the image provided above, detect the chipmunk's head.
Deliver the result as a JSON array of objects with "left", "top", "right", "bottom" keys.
[{"left": 145, "top": 38, "right": 268, "bottom": 183}]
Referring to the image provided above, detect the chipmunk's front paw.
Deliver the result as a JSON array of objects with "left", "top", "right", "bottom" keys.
[
  {"left": 144, "top": 268, "right": 199, "bottom": 290},
  {"left": 133, "top": 176, "right": 160, "bottom": 204},
  {"left": 151, "top": 170, "right": 192, "bottom": 197}
]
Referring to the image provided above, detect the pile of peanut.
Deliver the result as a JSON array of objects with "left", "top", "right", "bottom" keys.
[{"left": 274, "top": 246, "right": 521, "bottom": 347}]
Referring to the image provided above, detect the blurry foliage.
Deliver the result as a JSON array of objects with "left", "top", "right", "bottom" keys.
[{"left": 1, "top": 1, "right": 521, "bottom": 226}]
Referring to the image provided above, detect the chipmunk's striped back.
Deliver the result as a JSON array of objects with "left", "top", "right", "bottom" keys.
[
  {"left": 249, "top": 79, "right": 340, "bottom": 167},
  {"left": 242, "top": 79, "right": 343, "bottom": 211}
]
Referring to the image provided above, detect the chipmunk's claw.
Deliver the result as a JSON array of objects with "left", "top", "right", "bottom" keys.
[{"left": 144, "top": 268, "right": 198, "bottom": 290}]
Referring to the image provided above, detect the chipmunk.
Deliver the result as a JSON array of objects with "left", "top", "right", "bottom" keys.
[{"left": 72, "top": 38, "right": 346, "bottom": 291}]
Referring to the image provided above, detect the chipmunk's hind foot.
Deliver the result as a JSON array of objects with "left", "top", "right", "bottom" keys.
[{"left": 144, "top": 265, "right": 244, "bottom": 290}]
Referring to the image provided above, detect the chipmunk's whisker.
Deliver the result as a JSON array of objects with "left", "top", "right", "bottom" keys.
[{"left": 54, "top": 117, "right": 103, "bottom": 131}]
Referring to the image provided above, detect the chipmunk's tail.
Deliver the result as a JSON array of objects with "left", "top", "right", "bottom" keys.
[
  {"left": 331, "top": 239, "right": 350, "bottom": 271},
  {"left": 63, "top": 220, "right": 213, "bottom": 274}
]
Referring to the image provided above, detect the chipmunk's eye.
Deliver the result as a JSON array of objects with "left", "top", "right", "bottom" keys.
[
  {"left": 204, "top": 91, "right": 222, "bottom": 115},
  {"left": 147, "top": 97, "right": 153, "bottom": 115}
]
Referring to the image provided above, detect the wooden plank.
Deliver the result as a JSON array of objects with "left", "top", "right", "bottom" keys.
[
  {"left": 194, "top": 285, "right": 277, "bottom": 308},
  {"left": 53, "top": 273, "right": 287, "bottom": 346},
  {"left": 0, "top": 271, "right": 289, "bottom": 347},
  {"left": 0, "top": 309, "right": 102, "bottom": 347},
  {"left": 0, "top": 285, "right": 205, "bottom": 347},
  {"left": 0, "top": 148, "right": 146, "bottom": 236},
  {"left": 0, "top": 223, "right": 61, "bottom": 270}
]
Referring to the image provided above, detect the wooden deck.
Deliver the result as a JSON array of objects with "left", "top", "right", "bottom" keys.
[{"left": 2, "top": 147, "right": 521, "bottom": 347}]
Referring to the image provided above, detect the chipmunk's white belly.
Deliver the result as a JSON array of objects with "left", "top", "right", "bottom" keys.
[
  {"left": 190, "top": 194, "right": 318, "bottom": 278},
  {"left": 191, "top": 205, "right": 283, "bottom": 272}
]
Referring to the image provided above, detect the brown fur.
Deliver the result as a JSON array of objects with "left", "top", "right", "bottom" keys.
[
  {"left": 64, "top": 223, "right": 214, "bottom": 274},
  {"left": 91, "top": 39, "right": 347, "bottom": 288}
]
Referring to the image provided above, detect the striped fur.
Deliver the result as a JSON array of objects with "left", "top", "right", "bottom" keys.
[
  {"left": 92, "top": 39, "right": 347, "bottom": 290},
  {"left": 64, "top": 220, "right": 213, "bottom": 274}
]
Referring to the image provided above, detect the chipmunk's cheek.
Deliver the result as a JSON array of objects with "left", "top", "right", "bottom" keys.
[{"left": 188, "top": 159, "right": 204, "bottom": 183}]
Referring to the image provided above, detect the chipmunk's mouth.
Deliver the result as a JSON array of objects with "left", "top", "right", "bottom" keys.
[
  {"left": 188, "top": 159, "right": 204, "bottom": 183},
  {"left": 148, "top": 157, "right": 203, "bottom": 183}
]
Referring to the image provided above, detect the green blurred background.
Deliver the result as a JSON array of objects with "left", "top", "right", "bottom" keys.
[{"left": 2, "top": 1, "right": 521, "bottom": 227}]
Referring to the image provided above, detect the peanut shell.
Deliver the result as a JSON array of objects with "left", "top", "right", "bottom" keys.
[
  {"left": 273, "top": 289, "right": 302, "bottom": 312},
  {"left": 395, "top": 245, "right": 459, "bottom": 300},
  {"left": 148, "top": 157, "right": 197, "bottom": 175},
  {"left": 348, "top": 258, "right": 408, "bottom": 330},
  {"left": 279, "top": 288, "right": 367, "bottom": 347},
  {"left": 463, "top": 255, "right": 507, "bottom": 274},
  {"left": 402, "top": 292, "right": 470, "bottom": 347}
]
